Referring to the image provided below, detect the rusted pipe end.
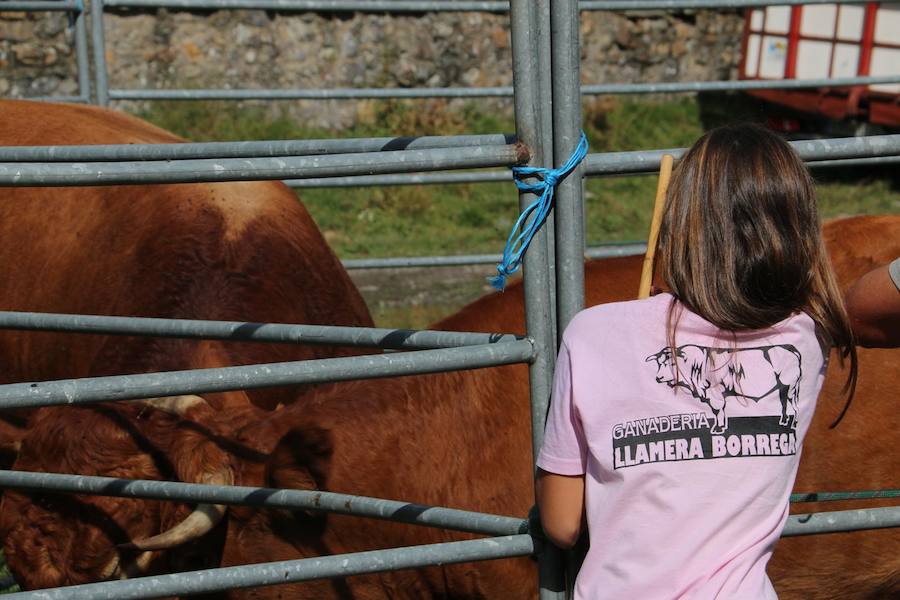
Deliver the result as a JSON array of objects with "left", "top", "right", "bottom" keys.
[{"left": 514, "top": 142, "right": 532, "bottom": 165}]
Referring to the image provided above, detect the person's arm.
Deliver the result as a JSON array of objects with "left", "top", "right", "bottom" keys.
[
  {"left": 535, "top": 469, "right": 584, "bottom": 549},
  {"left": 535, "top": 338, "right": 589, "bottom": 549},
  {"left": 844, "top": 260, "right": 900, "bottom": 348}
]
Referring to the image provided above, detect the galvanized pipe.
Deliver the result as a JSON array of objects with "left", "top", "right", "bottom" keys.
[
  {"left": 580, "top": 0, "right": 868, "bottom": 8},
  {"left": 104, "top": 0, "right": 510, "bottom": 11},
  {"left": 791, "top": 489, "right": 900, "bottom": 503},
  {"left": 0, "top": 144, "right": 528, "bottom": 186},
  {"left": 583, "top": 134, "right": 900, "bottom": 176},
  {"left": 808, "top": 155, "right": 900, "bottom": 169},
  {"left": 87, "top": 0, "right": 875, "bottom": 12},
  {"left": 582, "top": 74, "right": 900, "bottom": 95},
  {"left": 549, "top": 2, "right": 585, "bottom": 596},
  {"left": 536, "top": 0, "right": 557, "bottom": 348},
  {"left": 0, "top": 134, "right": 515, "bottom": 162},
  {"left": 71, "top": 0, "right": 92, "bottom": 102},
  {"left": 0, "top": 139, "right": 888, "bottom": 187},
  {"left": 0, "top": 341, "right": 535, "bottom": 409},
  {"left": 4, "top": 535, "right": 536, "bottom": 600},
  {"left": 783, "top": 506, "right": 900, "bottom": 537},
  {"left": 285, "top": 169, "right": 512, "bottom": 187},
  {"left": 509, "top": 0, "right": 565, "bottom": 596},
  {"left": 551, "top": 0, "right": 586, "bottom": 339},
  {"left": 342, "top": 243, "right": 646, "bottom": 270},
  {"left": 0, "top": 0, "right": 80, "bottom": 9},
  {"left": 105, "top": 74, "right": 900, "bottom": 103},
  {"left": 18, "top": 95, "right": 86, "bottom": 104},
  {"left": 285, "top": 151, "right": 899, "bottom": 187},
  {"left": 509, "top": 0, "right": 554, "bottom": 469},
  {"left": 0, "top": 470, "right": 527, "bottom": 537},
  {"left": 0, "top": 311, "right": 522, "bottom": 350},
  {"left": 91, "top": 0, "right": 110, "bottom": 105},
  {"left": 110, "top": 87, "right": 513, "bottom": 100}
]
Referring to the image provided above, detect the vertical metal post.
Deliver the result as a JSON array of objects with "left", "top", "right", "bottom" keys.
[
  {"left": 551, "top": 2, "right": 586, "bottom": 596},
  {"left": 73, "top": 1, "right": 91, "bottom": 102},
  {"left": 551, "top": 0, "right": 586, "bottom": 336},
  {"left": 90, "top": 0, "right": 110, "bottom": 105},
  {"left": 509, "top": 1, "right": 565, "bottom": 598},
  {"left": 536, "top": 0, "right": 557, "bottom": 347}
]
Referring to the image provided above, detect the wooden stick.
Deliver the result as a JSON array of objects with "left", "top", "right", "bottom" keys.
[{"left": 638, "top": 153, "right": 674, "bottom": 299}]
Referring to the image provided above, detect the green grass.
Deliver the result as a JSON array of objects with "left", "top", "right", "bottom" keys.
[{"left": 139, "top": 96, "right": 899, "bottom": 261}]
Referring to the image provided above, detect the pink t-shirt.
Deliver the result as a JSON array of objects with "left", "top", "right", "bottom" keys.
[{"left": 537, "top": 293, "right": 828, "bottom": 599}]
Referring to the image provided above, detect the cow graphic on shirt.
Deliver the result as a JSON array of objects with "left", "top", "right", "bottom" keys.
[{"left": 645, "top": 344, "right": 802, "bottom": 434}]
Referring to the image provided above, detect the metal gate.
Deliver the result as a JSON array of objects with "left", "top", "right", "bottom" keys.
[{"left": 0, "top": 1, "right": 899, "bottom": 599}]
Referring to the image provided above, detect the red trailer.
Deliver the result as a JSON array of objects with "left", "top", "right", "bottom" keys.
[{"left": 740, "top": 2, "right": 900, "bottom": 131}]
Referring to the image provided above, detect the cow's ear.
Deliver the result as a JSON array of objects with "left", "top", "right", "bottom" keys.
[
  {"left": 267, "top": 426, "right": 333, "bottom": 494},
  {"left": 645, "top": 354, "right": 655, "bottom": 362}
]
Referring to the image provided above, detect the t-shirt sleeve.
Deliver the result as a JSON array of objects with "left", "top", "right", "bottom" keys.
[{"left": 536, "top": 340, "right": 588, "bottom": 475}]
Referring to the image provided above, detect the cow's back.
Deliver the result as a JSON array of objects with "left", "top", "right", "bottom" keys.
[
  {"left": 1, "top": 99, "right": 183, "bottom": 146},
  {"left": 0, "top": 99, "right": 373, "bottom": 396}
]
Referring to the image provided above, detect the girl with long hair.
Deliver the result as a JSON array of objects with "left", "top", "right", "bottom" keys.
[{"left": 536, "top": 123, "right": 856, "bottom": 599}]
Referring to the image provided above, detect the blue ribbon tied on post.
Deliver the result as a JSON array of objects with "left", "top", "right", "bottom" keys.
[{"left": 489, "top": 131, "right": 589, "bottom": 291}]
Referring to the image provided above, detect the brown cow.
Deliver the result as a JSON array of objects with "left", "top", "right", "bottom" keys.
[
  {"left": 5, "top": 215, "right": 898, "bottom": 598},
  {"left": 0, "top": 99, "right": 373, "bottom": 586}
]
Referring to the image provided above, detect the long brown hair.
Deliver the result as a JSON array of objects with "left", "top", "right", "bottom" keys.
[{"left": 656, "top": 123, "right": 856, "bottom": 420}]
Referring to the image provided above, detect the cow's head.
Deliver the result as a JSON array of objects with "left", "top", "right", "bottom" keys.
[
  {"left": 646, "top": 346, "right": 712, "bottom": 400},
  {"left": 646, "top": 347, "right": 678, "bottom": 385}
]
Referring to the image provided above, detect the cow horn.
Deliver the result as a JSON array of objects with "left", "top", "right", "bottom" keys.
[
  {"left": 99, "top": 554, "right": 120, "bottom": 581},
  {"left": 101, "top": 550, "right": 155, "bottom": 580},
  {"left": 137, "top": 395, "right": 211, "bottom": 417},
  {"left": 119, "top": 469, "right": 232, "bottom": 551}
]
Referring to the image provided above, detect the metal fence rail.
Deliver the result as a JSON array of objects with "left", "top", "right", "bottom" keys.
[
  {"left": 340, "top": 242, "right": 648, "bottom": 269},
  {"left": 782, "top": 506, "right": 900, "bottom": 537},
  {"left": 104, "top": 73, "right": 900, "bottom": 102},
  {"left": 2, "top": 0, "right": 82, "bottom": 9},
  {"left": 1, "top": 134, "right": 894, "bottom": 187},
  {"left": 284, "top": 153, "right": 900, "bottom": 188},
  {"left": 0, "top": 470, "right": 896, "bottom": 540},
  {"left": 0, "top": 340, "right": 536, "bottom": 409},
  {"left": 98, "top": 0, "right": 873, "bottom": 11},
  {"left": 4, "top": 535, "right": 537, "bottom": 600},
  {"left": 0, "top": 134, "right": 516, "bottom": 162},
  {"left": 0, "top": 470, "right": 528, "bottom": 537},
  {"left": 0, "top": 311, "right": 523, "bottom": 350},
  {"left": 103, "top": 0, "right": 511, "bottom": 10},
  {"left": 0, "top": 144, "right": 528, "bottom": 186},
  {"left": 582, "top": 134, "right": 900, "bottom": 175}
]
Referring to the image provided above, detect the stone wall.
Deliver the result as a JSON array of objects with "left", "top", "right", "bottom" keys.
[{"left": 0, "top": 6, "right": 744, "bottom": 128}]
